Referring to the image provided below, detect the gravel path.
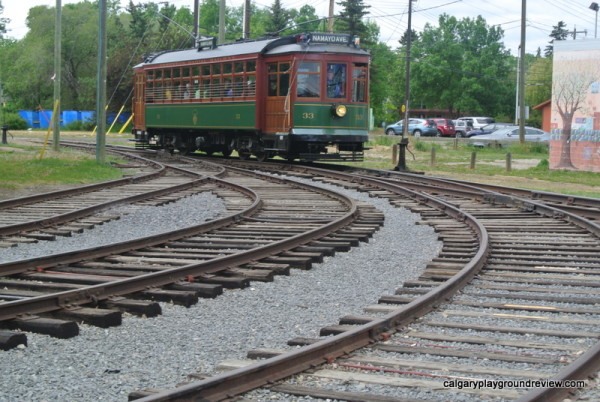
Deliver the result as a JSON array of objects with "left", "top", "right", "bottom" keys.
[{"left": 0, "top": 179, "right": 441, "bottom": 401}]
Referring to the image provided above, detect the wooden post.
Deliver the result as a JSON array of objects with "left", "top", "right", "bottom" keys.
[
  {"left": 470, "top": 151, "right": 476, "bottom": 169},
  {"left": 506, "top": 152, "right": 512, "bottom": 172},
  {"left": 430, "top": 146, "right": 436, "bottom": 166}
]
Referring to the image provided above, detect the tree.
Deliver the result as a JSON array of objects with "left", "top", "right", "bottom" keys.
[
  {"left": 525, "top": 56, "right": 552, "bottom": 127},
  {"left": 409, "top": 14, "right": 514, "bottom": 118},
  {"left": 544, "top": 21, "right": 568, "bottom": 57},
  {"left": 265, "top": 0, "right": 288, "bottom": 35},
  {"left": 0, "top": 0, "right": 9, "bottom": 37},
  {"left": 335, "top": 0, "right": 371, "bottom": 44}
]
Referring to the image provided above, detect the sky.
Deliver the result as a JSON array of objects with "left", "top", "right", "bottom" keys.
[{"left": 3, "top": 0, "right": 600, "bottom": 55}]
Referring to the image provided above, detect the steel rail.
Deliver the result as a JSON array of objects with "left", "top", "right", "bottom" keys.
[
  {"left": 0, "top": 170, "right": 358, "bottom": 324},
  {"left": 135, "top": 176, "right": 490, "bottom": 401},
  {"left": 0, "top": 150, "right": 166, "bottom": 210},
  {"left": 139, "top": 160, "right": 600, "bottom": 401}
]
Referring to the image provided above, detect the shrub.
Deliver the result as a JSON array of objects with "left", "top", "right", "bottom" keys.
[{"left": 1, "top": 113, "right": 28, "bottom": 130}]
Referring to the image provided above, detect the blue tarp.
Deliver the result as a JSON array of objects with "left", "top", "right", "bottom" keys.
[{"left": 18, "top": 110, "right": 131, "bottom": 129}]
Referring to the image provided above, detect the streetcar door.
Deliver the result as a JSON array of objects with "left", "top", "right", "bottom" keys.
[
  {"left": 265, "top": 61, "right": 291, "bottom": 133},
  {"left": 133, "top": 72, "right": 146, "bottom": 129}
]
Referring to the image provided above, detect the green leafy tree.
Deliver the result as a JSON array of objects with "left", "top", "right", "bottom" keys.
[
  {"left": 409, "top": 14, "right": 514, "bottom": 118},
  {"left": 286, "top": 5, "right": 320, "bottom": 34},
  {"left": 524, "top": 56, "right": 552, "bottom": 127},
  {"left": 0, "top": 0, "right": 9, "bottom": 37}
]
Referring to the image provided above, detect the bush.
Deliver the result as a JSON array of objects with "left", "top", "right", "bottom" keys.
[{"left": 1, "top": 113, "right": 28, "bottom": 130}]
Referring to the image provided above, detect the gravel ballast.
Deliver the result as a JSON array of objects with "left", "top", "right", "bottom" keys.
[{"left": 0, "top": 179, "right": 441, "bottom": 401}]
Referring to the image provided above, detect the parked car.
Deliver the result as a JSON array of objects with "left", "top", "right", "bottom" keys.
[
  {"left": 453, "top": 119, "right": 473, "bottom": 137},
  {"left": 469, "top": 126, "right": 550, "bottom": 147},
  {"left": 457, "top": 116, "right": 495, "bottom": 130},
  {"left": 385, "top": 118, "right": 438, "bottom": 137},
  {"left": 467, "top": 122, "right": 515, "bottom": 138},
  {"left": 432, "top": 118, "right": 456, "bottom": 137}
]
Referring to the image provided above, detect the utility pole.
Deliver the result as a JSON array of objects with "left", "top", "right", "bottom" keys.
[
  {"left": 328, "top": 0, "right": 334, "bottom": 33},
  {"left": 218, "top": 0, "right": 225, "bottom": 44},
  {"left": 569, "top": 26, "right": 587, "bottom": 39},
  {"left": 402, "top": 0, "right": 415, "bottom": 138},
  {"left": 193, "top": 0, "right": 199, "bottom": 46},
  {"left": 518, "top": 0, "right": 526, "bottom": 143},
  {"left": 53, "top": 0, "right": 62, "bottom": 152},
  {"left": 395, "top": 0, "right": 415, "bottom": 171},
  {"left": 243, "top": 0, "right": 250, "bottom": 39},
  {"left": 96, "top": 0, "right": 107, "bottom": 163}
]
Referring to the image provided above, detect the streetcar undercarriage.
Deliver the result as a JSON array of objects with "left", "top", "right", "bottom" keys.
[{"left": 133, "top": 129, "right": 365, "bottom": 162}]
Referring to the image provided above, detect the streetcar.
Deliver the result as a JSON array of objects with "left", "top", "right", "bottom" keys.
[{"left": 132, "top": 33, "right": 370, "bottom": 161}]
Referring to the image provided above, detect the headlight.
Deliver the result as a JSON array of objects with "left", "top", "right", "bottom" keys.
[{"left": 334, "top": 104, "right": 347, "bottom": 118}]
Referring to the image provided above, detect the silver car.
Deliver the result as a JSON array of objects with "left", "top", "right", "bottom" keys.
[{"left": 469, "top": 126, "right": 550, "bottom": 147}]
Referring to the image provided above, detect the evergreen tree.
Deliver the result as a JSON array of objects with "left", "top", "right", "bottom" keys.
[
  {"left": 544, "top": 21, "right": 568, "bottom": 57},
  {"left": 336, "top": 0, "right": 370, "bottom": 43},
  {"left": 265, "top": 0, "right": 288, "bottom": 35}
]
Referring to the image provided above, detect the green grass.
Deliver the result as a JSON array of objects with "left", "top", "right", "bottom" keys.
[
  {"left": 0, "top": 145, "right": 123, "bottom": 190},
  {"left": 361, "top": 133, "right": 600, "bottom": 198}
]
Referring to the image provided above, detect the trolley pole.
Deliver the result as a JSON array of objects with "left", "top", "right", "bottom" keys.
[
  {"left": 96, "top": 0, "right": 107, "bottom": 163},
  {"left": 53, "top": 0, "right": 62, "bottom": 152}
]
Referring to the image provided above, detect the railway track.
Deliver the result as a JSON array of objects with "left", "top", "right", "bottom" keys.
[
  {"left": 0, "top": 148, "right": 223, "bottom": 248},
  {"left": 1, "top": 148, "right": 598, "bottom": 401},
  {"left": 0, "top": 155, "right": 382, "bottom": 353},
  {"left": 127, "top": 158, "right": 599, "bottom": 401}
]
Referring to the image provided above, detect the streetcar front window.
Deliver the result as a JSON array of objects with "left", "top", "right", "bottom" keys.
[
  {"left": 296, "top": 62, "right": 320, "bottom": 98},
  {"left": 326, "top": 63, "right": 346, "bottom": 99}
]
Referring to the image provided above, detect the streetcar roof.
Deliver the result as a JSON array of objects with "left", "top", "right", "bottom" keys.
[{"left": 135, "top": 36, "right": 368, "bottom": 68}]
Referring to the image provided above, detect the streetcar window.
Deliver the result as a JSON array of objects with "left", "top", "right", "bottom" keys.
[
  {"left": 182, "top": 67, "right": 190, "bottom": 77},
  {"left": 279, "top": 71, "right": 289, "bottom": 97},
  {"left": 164, "top": 69, "right": 171, "bottom": 79},
  {"left": 234, "top": 77, "right": 244, "bottom": 96},
  {"left": 192, "top": 66, "right": 200, "bottom": 76},
  {"left": 147, "top": 71, "right": 154, "bottom": 81},
  {"left": 268, "top": 74, "right": 277, "bottom": 96},
  {"left": 173, "top": 68, "right": 180, "bottom": 78},
  {"left": 326, "top": 63, "right": 346, "bottom": 99},
  {"left": 267, "top": 62, "right": 290, "bottom": 97},
  {"left": 202, "top": 65, "right": 210, "bottom": 76},
  {"left": 223, "top": 63, "right": 232, "bottom": 74},
  {"left": 247, "top": 76, "right": 256, "bottom": 96},
  {"left": 247, "top": 61, "right": 256, "bottom": 72},
  {"left": 155, "top": 70, "right": 162, "bottom": 79},
  {"left": 297, "top": 62, "right": 320, "bottom": 98},
  {"left": 202, "top": 79, "right": 210, "bottom": 98},
  {"left": 211, "top": 78, "right": 221, "bottom": 97},
  {"left": 234, "top": 62, "right": 244, "bottom": 73},
  {"left": 223, "top": 77, "right": 232, "bottom": 96},
  {"left": 352, "top": 63, "right": 367, "bottom": 102},
  {"left": 213, "top": 64, "right": 221, "bottom": 75}
]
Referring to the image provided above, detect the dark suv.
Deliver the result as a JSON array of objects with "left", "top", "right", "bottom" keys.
[{"left": 432, "top": 118, "right": 456, "bottom": 137}]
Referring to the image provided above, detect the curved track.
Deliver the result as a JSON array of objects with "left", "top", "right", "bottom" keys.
[
  {"left": 0, "top": 155, "right": 382, "bottom": 350},
  {"left": 132, "top": 158, "right": 599, "bottom": 401}
]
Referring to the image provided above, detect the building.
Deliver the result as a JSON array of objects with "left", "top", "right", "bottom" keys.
[{"left": 550, "top": 40, "right": 600, "bottom": 172}]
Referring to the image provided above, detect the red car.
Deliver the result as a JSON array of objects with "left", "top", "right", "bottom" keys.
[{"left": 432, "top": 118, "right": 456, "bottom": 137}]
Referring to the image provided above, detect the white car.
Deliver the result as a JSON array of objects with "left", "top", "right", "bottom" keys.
[
  {"left": 457, "top": 116, "right": 495, "bottom": 130},
  {"left": 469, "top": 126, "right": 551, "bottom": 147}
]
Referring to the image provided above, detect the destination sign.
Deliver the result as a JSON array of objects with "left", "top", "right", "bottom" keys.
[{"left": 309, "top": 33, "right": 351, "bottom": 45}]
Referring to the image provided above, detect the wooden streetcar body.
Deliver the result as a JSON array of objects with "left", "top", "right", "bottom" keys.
[{"left": 132, "top": 33, "right": 370, "bottom": 161}]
